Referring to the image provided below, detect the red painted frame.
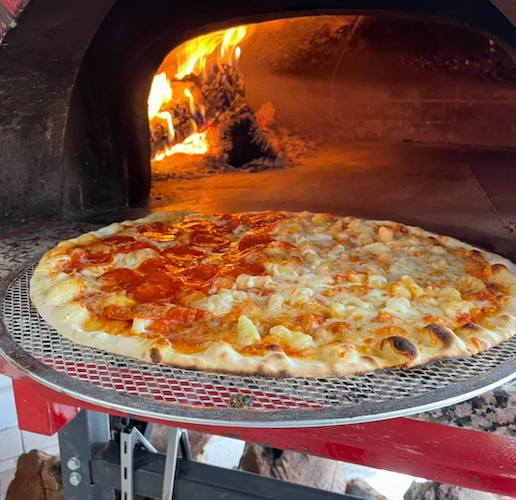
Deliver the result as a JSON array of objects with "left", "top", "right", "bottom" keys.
[{"left": 2, "top": 358, "right": 515, "bottom": 496}]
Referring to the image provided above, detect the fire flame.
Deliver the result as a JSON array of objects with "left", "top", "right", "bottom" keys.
[
  {"left": 153, "top": 132, "right": 208, "bottom": 161},
  {"left": 148, "top": 26, "right": 248, "bottom": 160}
]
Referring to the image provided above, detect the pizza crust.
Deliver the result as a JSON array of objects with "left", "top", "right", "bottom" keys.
[{"left": 30, "top": 212, "right": 516, "bottom": 378}]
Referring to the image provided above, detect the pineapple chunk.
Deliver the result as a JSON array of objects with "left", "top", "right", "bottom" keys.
[{"left": 237, "top": 315, "right": 261, "bottom": 347}]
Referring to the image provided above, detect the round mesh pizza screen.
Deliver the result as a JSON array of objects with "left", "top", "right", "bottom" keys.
[{"left": 1, "top": 265, "right": 515, "bottom": 426}]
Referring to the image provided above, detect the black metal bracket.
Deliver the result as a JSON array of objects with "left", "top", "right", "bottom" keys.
[{"left": 58, "top": 409, "right": 357, "bottom": 500}]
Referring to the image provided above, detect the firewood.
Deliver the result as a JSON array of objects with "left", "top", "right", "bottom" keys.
[{"left": 150, "top": 63, "right": 279, "bottom": 168}]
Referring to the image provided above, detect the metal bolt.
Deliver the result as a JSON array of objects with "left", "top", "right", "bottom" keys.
[
  {"left": 69, "top": 472, "right": 82, "bottom": 486},
  {"left": 67, "top": 457, "right": 81, "bottom": 471}
]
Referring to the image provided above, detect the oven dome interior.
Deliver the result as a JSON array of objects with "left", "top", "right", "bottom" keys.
[{"left": 145, "top": 15, "right": 516, "bottom": 259}]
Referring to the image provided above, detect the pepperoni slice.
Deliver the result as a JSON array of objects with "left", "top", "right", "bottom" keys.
[
  {"left": 64, "top": 249, "right": 113, "bottom": 272},
  {"left": 190, "top": 231, "right": 230, "bottom": 248},
  {"left": 138, "top": 221, "right": 178, "bottom": 234},
  {"left": 131, "top": 303, "right": 172, "bottom": 319},
  {"left": 100, "top": 269, "right": 143, "bottom": 290},
  {"left": 243, "top": 212, "right": 287, "bottom": 230},
  {"left": 217, "top": 213, "right": 241, "bottom": 232},
  {"left": 181, "top": 219, "right": 214, "bottom": 231},
  {"left": 137, "top": 258, "right": 169, "bottom": 275},
  {"left": 81, "top": 250, "right": 113, "bottom": 265},
  {"left": 162, "top": 245, "right": 206, "bottom": 261},
  {"left": 119, "top": 240, "right": 159, "bottom": 254},
  {"left": 130, "top": 275, "right": 183, "bottom": 302},
  {"left": 165, "top": 306, "right": 208, "bottom": 325},
  {"left": 181, "top": 264, "right": 220, "bottom": 283},
  {"left": 149, "top": 307, "right": 209, "bottom": 337},
  {"left": 238, "top": 233, "right": 274, "bottom": 251},
  {"left": 139, "top": 222, "right": 180, "bottom": 242},
  {"left": 221, "top": 262, "right": 266, "bottom": 278}
]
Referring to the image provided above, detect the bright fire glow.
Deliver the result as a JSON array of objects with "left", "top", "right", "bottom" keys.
[
  {"left": 153, "top": 132, "right": 208, "bottom": 161},
  {"left": 175, "top": 26, "right": 247, "bottom": 79},
  {"left": 148, "top": 73, "right": 176, "bottom": 142},
  {"left": 148, "top": 26, "right": 249, "bottom": 161}
]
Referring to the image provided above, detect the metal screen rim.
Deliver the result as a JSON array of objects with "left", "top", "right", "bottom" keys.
[{"left": 0, "top": 262, "right": 514, "bottom": 428}]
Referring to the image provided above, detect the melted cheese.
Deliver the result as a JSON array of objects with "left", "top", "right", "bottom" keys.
[
  {"left": 48, "top": 211, "right": 512, "bottom": 365},
  {"left": 269, "top": 325, "right": 315, "bottom": 351},
  {"left": 192, "top": 289, "right": 234, "bottom": 316}
]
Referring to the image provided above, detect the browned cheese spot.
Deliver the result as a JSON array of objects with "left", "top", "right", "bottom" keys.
[{"left": 460, "top": 322, "right": 481, "bottom": 331}]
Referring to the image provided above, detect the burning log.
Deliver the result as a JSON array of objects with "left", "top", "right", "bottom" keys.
[
  {"left": 150, "top": 60, "right": 281, "bottom": 169},
  {"left": 217, "top": 102, "right": 279, "bottom": 167}
]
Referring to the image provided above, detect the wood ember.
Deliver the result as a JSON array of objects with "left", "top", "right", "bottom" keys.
[{"left": 150, "top": 120, "right": 173, "bottom": 155}]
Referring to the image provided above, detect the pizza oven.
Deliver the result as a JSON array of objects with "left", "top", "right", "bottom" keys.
[
  {"left": 1, "top": 2, "right": 516, "bottom": 499},
  {"left": 0, "top": 0, "right": 514, "bottom": 263}
]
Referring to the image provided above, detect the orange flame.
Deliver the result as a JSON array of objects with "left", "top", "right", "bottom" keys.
[
  {"left": 148, "top": 73, "right": 175, "bottom": 142},
  {"left": 153, "top": 132, "right": 208, "bottom": 160},
  {"left": 149, "top": 26, "right": 249, "bottom": 161}
]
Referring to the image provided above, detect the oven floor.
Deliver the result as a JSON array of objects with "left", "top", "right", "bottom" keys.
[{"left": 150, "top": 143, "right": 516, "bottom": 258}]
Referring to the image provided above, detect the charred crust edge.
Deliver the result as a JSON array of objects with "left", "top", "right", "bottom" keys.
[
  {"left": 149, "top": 347, "right": 161, "bottom": 363},
  {"left": 424, "top": 323, "right": 455, "bottom": 347},
  {"left": 491, "top": 263, "right": 508, "bottom": 273},
  {"left": 381, "top": 336, "right": 418, "bottom": 359}
]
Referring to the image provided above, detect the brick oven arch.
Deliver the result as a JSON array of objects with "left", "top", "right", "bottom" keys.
[
  {"left": 1, "top": 0, "right": 514, "bottom": 224},
  {"left": 73, "top": 0, "right": 516, "bottom": 214}
]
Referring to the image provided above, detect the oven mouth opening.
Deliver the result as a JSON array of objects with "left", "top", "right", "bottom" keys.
[
  {"left": 147, "top": 15, "right": 515, "bottom": 186},
  {"left": 147, "top": 15, "right": 516, "bottom": 179},
  {"left": 144, "top": 15, "right": 516, "bottom": 260}
]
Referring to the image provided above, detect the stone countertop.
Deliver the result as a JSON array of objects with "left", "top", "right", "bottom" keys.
[{"left": 0, "top": 216, "right": 514, "bottom": 436}]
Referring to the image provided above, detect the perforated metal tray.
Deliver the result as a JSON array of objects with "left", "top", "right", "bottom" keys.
[{"left": 0, "top": 263, "right": 515, "bottom": 427}]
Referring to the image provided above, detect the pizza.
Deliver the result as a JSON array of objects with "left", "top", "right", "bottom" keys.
[{"left": 30, "top": 211, "right": 516, "bottom": 377}]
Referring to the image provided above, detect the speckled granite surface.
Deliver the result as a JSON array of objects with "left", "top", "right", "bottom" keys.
[{"left": 0, "top": 215, "right": 514, "bottom": 435}]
